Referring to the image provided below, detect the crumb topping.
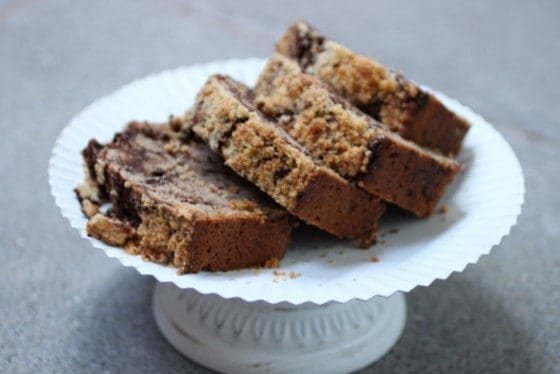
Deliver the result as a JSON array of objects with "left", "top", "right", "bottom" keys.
[
  {"left": 255, "top": 55, "right": 462, "bottom": 217},
  {"left": 276, "top": 20, "right": 470, "bottom": 156}
]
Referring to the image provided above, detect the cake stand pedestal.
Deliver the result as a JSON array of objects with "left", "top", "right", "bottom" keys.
[{"left": 152, "top": 282, "right": 406, "bottom": 374}]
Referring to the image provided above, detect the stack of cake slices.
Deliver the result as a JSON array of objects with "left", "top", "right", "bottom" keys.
[{"left": 76, "top": 21, "right": 469, "bottom": 273}]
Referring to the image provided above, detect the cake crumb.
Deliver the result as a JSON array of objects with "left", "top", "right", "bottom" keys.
[
  {"left": 227, "top": 185, "right": 240, "bottom": 194},
  {"left": 438, "top": 205, "right": 449, "bottom": 214},
  {"left": 208, "top": 183, "right": 219, "bottom": 193},
  {"left": 272, "top": 278, "right": 279, "bottom": 283},
  {"left": 81, "top": 199, "right": 99, "bottom": 218},
  {"left": 370, "top": 255, "right": 380, "bottom": 263},
  {"left": 359, "top": 230, "right": 378, "bottom": 248},
  {"left": 230, "top": 199, "right": 258, "bottom": 211},
  {"left": 87, "top": 213, "right": 135, "bottom": 246},
  {"left": 168, "top": 115, "right": 183, "bottom": 131},
  {"left": 163, "top": 141, "right": 180, "bottom": 153},
  {"left": 289, "top": 272, "right": 301, "bottom": 279},
  {"left": 273, "top": 270, "right": 286, "bottom": 276},
  {"left": 263, "top": 258, "right": 280, "bottom": 269}
]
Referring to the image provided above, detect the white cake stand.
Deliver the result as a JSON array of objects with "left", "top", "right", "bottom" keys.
[
  {"left": 49, "top": 58, "right": 524, "bottom": 373},
  {"left": 152, "top": 284, "right": 406, "bottom": 373}
]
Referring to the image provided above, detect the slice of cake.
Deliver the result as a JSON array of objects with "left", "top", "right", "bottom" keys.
[
  {"left": 75, "top": 120, "right": 294, "bottom": 273},
  {"left": 255, "top": 54, "right": 461, "bottom": 217},
  {"left": 275, "top": 21, "right": 470, "bottom": 156},
  {"left": 187, "top": 74, "right": 385, "bottom": 244}
]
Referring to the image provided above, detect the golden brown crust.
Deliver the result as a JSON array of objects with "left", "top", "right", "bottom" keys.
[
  {"left": 188, "top": 74, "right": 385, "bottom": 240},
  {"left": 255, "top": 55, "right": 461, "bottom": 217},
  {"left": 79, "top": 121, "right": 294, "bottom": 273},
  {"left": 276, "top": 21, "right": 470, "bottom": 156}
]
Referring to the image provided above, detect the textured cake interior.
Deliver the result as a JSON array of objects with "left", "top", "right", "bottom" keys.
[{"left": 76, "top": 121, "right": 293, "bottom": 273}]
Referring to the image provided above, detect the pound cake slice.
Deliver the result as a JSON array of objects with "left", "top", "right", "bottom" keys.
[
  {"left": 75, "top": 120, "right": 294, "bottom": 273},
  {"left": 276, "top": 21, "right": 470, "bottom": 156},
  {"left": 187, "top": 74, "right": 385, "bottom": 244},
  {"left": 255, "top": 54, "right": 461, "bottom": 217}
]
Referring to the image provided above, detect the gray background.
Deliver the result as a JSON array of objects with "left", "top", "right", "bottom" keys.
[{"left": 1, "top": 0, "right": 559, "bottom": 373}]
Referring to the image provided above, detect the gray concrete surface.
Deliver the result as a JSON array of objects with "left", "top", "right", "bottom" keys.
[{"left": 1, "top": 0, "right": 559, "bottom": 373}]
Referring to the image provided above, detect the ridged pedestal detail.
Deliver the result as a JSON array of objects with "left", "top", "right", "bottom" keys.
[{"left": 153, "top": 282, "right": 406, "bottom": 373}]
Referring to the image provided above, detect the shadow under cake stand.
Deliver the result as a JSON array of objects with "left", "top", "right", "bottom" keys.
[{"left": 48, "top": 58, "right": 524, "bottom": 374}]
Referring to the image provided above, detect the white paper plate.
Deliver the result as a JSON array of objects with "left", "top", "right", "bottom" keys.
[{"left": 49, "top": 58, "right": 524, "bottom": 305}]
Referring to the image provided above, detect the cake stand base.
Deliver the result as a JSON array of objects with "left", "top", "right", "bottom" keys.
[{"left": 152, "top": 282, "right": 406, "bottom": 374}]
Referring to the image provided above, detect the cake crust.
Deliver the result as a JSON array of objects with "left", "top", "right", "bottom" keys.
[
  {"left": 76, "top": 121, "right": 294, "bottom": 273},
  {"left": 276, "top": 21, "right": 470, "bottom": 156},
  {"left": 187, "top": 74, "right": 385, "bottom": 242}
]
